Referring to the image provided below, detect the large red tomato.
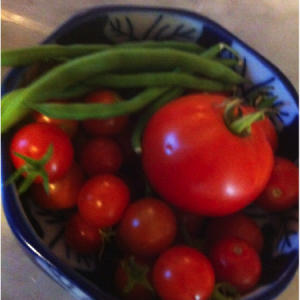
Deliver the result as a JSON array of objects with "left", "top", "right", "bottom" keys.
[{"left": 141, "top": 93, "right": 274, "bottom": 216}]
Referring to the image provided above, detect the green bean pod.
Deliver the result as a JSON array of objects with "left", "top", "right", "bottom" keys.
[
  {"left": 18, "top": 47, "right": 246, "bottom": 95},
  {"left": 1, "top": 40, "right": 205, "bottom": 67},
  {"left": 83, "top": 72, "right": 233, "bottom": 91},
  {"left": 29, "top": 86, "right": 174, "bottom": 120},
  {"left": 2, "top": 47, "right": 245, "bottom": 133}
]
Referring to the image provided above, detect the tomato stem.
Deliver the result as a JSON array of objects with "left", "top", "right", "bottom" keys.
[
  {"left": 210, "top": 282, "right": 241, "bottom": 300},
  {"left": 121, "top": 256, "right": 154, "bottom": 293},
  {"left": 5, "top": 144, "right": 53, "bottom": 195},
  {"left": 224, "top": 99, "right": 265, "bottom": 136}
]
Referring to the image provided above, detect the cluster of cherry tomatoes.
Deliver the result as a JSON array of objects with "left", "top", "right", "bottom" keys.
[{"left": 9, "top": 89, "right": 298, "bottom": 300}]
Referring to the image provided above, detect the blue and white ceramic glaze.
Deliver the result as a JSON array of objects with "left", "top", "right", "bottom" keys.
[{"left": 1, "top": 6, "right": 298, "bottom": 300}]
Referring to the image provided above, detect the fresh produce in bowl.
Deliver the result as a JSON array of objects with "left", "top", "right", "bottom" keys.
[{"left": 1, "top": 5, "right": 298, "bottom": 300}]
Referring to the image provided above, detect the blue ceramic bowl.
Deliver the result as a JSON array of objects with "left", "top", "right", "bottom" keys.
[{"left": 2, "top": 5, "right": 298, "bottom": 300}]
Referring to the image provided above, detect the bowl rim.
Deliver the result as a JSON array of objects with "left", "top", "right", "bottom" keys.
[{"left": 2, "top": 5, "right": 299, "bottom": 300}]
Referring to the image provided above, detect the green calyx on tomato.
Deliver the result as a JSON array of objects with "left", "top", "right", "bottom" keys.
[
  {"left": 223, "top": 99, "right": 265, "bottom": 137},
  {"left": 210, "top": 282, "right": 241, "bottom": 300},
  {"left": 121, "top": 256, "right": 154, "bottom": 294},
  {"left": 6, "top": 144, "right": 53, "bottom": 194}
]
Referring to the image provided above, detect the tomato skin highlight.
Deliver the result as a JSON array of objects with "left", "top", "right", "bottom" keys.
[
  {"left": 142, "top": 93, "right": 274, "bottom": 216},
  {"left": 10, "top": 123, "right": 74, "bottom": 182},
  {"left": 152, "top": 246, "right": 215, "bottom": 300},
  {"left": 78, "top": 174, "right": 130, "bottom": 228},
  {"left": 208, "top": 237, "right": 262, "bottom": 294}
]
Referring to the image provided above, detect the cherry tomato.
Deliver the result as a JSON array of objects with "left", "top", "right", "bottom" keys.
[
  {"left": 64, "top": 212, "right": 103, "bottom": 253},
  {"left": 142, "top": 93, "right": 274, "bottom": 216},
  {"left": 10, "top": 123, "right": 74, "bottom": 183},
  {"left": 205, "top": 212, "right": 264, "bottom": 253},
  {"left": 208, "top": 237, "right": 262, "bottom": 294},
  {"left": 117, "top": 198, "right": 177, "bottom": 258},
  {"left": 152, "top": 246, "right": 215, "bottom": 300},
  {"left": 115, "top": 256, "right": 155, "bottom": 300},
  {"left": 33, "top": 109, "right": 79, "bottom": 138},
  {"left": 78, "top": 174, "right": 130, "bottom": 228},
  {"left": 30, "top": 163, "right": 85, "bottom": 210},
  {"left": 79, "top": 137, "right": 123, "bottom": 177},
  {"left": 255, "top": 156, "right": 299, "bottom": 211},
  {"left": 82, "top": 89, "right": 129, "bottom": 136}
]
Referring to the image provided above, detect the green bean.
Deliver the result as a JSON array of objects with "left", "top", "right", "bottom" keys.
[
  {"left": 29, "top": 86, "right": 174, "bottom": 120},
  {"left": 132, "top": 87, "right": 184, "bottom": 154},
  {"left": 1, "top": 40, "right": 205, "bottom": 67},
  {"left": 1, "top": 44, "right": 107, "bottom": 66},
  {"left": 47, "top": 84, "right": 92, "bottom": 99},
  {"left": 120, "top": 40, "right": 205, "bottom": 52},
  {"left": 24, "top": 47, "right": 245, "bottom": 94},
  {"left": 9, "top": 48, "right": 245, "bottom": 93},
  {"left": 199, "top": 43, "right": 224, "bottom": 59},
  {"left": 1, "top": 47, "right": 245, "bottom": 133},
  {"left": 200, "top": 43, "right": 242, "bottom": 68},
  {"left": 1, "top": 90, "right": 29, "bottom": 132},
  {"left": 83, "top": 72, "right": 233, "bottom": 91}
]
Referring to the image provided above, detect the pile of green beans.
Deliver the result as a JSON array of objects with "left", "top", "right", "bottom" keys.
[{"left": 1, "top": 41, "right": 244, "bottom": 134}]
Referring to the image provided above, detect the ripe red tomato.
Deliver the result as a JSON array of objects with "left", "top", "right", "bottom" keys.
[
  {"left": 10, "top": 123, "right": 74, "bottom": 183},
  {"left": 241, "top": 105, "right": 278, "bottom": 152},
  {"left": 257, "top": 117, "right": 278, "bottom": 153},
  {"left": 115, "top": 256, "right": 155, "bottom": 300},
  {"left": 208, "top": 237, "right": 262, "bottom": 294},
  {"left": 79, "top": 137, "right": 123, "bottom": 177},
  {"left": 82, "top": 89, "right": 129, "bottom": 136},
  {"left": 30, "top": 163, "right": 85, "bottom": 210},
  {"left": 33, "top": 110, "right": 79, "bottom": 138},
  {"left": 117, "top": 198, "right": 177, "bottom": 258},
  {"left": 152, "top": 246, "right": 215, "bottom": 300},
  {"left": 205, "top": 212, "right": 264, "bottom": 253},
  {"left": 78, "top": 174, "right": 130, "bottom": 228},
  {"left": 64, "top": 212, "right": 103, "bottom": 253},
  {"left": 255, "top": 156, "right": 299, "bottom": 211},
  {"left": 142, "top": 93, "right": 274, "bottom": 216}
]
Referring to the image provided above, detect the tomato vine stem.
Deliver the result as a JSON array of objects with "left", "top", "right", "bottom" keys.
[
  {"left": 224, "top": 99, "right": 265, "bottom": 136},
  {"left": 5, "top": 144, "right": 53, "bottom": 195}
]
